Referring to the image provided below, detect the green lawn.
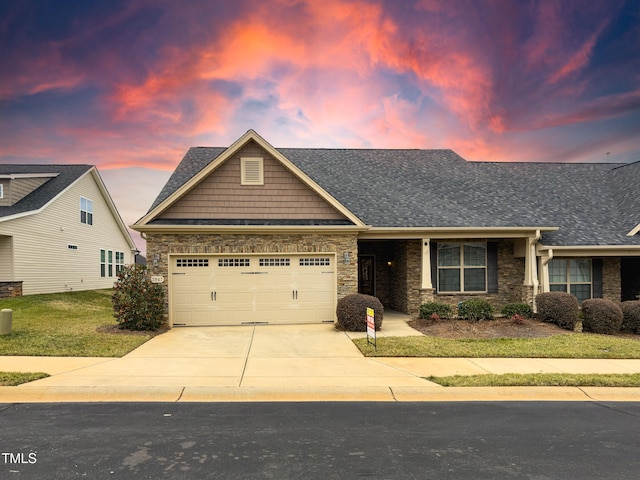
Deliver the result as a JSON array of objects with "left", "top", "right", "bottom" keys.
[
  {"left": 0, "top": 290, "right": 155, "bottom": 357},
  {"left": 0, "top": 372, "right": 49, "bottom": 386},
  {"left": 354, "top": 333, "right": 640, "bottom": 358},
  {"left": 427, "top": 373, "right": 640, "bottom": 387}
]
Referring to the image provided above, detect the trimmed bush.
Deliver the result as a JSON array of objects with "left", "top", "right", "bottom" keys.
[
  {"left": 112, "top": 264, "right": 165, "bottom": 331},
  {"left": 620, "top": 301, "right": 640, "bottom": 334},
  {"left": 581, "top": 298, "right": 623, "bottom": 335},
  {"left": 419, "top": 302, "right": 453, "bottom": 320},
  {"left": 501, "top": 303, "right": 533, "bottom": 319},
  {"left": 336, "top": 294, "right": 384, "bottom": 332},
  {"left": 457, "top": 299, "right": 494, "bottom": 321},
  {"left": 535, "top": 292, "right": 579, "bottom": 330}
]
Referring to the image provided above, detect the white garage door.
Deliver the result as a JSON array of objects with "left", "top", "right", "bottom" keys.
[{"left": 170, "top": 254, "right": 336, "bottom": 326}]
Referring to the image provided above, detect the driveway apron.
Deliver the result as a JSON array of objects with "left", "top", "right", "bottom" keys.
[{"left": 21, "top": 323, "right": 435, "bottom": 388}]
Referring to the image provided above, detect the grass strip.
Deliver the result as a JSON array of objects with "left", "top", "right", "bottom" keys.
[
  {"left": 353, "top": 334, "right": 640, "bottom": 359},
  {"left": 427, "top": 373, "right": 640, "bottom": 387},
  {"left": 0, "top": 372, "right": 50, "bottom": 386}
]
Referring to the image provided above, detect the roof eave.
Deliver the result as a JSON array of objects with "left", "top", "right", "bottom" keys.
[
  {"left": 131, "top": 223, "right": 368, "bottom": 235},
  {"left": 538, "top": 244, "right": 640, "bottom": 256},
  {"left": 359, "top": 226, "right": 559, "bottom": 240}
]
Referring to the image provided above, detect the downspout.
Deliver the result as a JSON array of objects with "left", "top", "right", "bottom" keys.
[{"left": 540, "top": 247, "right": 554, "bottom": 292}]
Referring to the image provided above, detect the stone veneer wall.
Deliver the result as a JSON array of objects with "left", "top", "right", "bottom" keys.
[
  {"left": 0, "top": 281, "right": 23, "bottom": 299},
  {"left": 602, "top": 257, "right": 621, "bottom": 302},
  {"left": 414, "top": 239, "right": 526, "bottom": 317},
  {"left": 146, "top": 232, "right": 359, "bottom": 316}
]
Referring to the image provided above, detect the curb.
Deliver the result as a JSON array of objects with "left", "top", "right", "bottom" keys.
[{"left": 2, "top": 386, "right": 640, "bottom": 403}]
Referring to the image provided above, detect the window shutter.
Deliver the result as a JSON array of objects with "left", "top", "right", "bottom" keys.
[
  {"left": 430, "top": 241, "right": 438, "bottom": 291},
  {"left": 592, "top": 258, "right": 603, "bottom": 298},
  {"left": 487, "top": 242, "right": 498, "bottom": 293}
]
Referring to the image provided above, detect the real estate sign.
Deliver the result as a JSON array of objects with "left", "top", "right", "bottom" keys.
[{"left": 366, "top": 307, "right": 376, "bottom": 350}]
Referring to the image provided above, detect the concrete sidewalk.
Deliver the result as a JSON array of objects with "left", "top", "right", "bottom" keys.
[{"left": 1, "top": 312, "right": 640, "bottom": 402}]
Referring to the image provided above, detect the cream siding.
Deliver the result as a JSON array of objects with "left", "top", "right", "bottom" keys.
[
  {"left": 0, "top": 171, "right": 134, "bottom": 294},
  {"left": 0, "top": 235, "right": 13, "bottom": 278}
]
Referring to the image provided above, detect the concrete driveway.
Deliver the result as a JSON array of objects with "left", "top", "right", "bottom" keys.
[{"left": 20, "top": 319, "right": 434, "bottom": 389}]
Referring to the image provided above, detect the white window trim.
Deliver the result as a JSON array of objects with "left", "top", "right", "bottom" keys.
[
  {"left": 549, "top": 258, "right": 592, "bottom": 301},
  {"left": 80, "top": 196, "right": 93, "bottom": 225},
  {"left": 0, "top": 184, "right": 3, "bottom": 199},
  {"left": 115, "top": 251, "right": 125, "bottom": 275},
  {"left": 437, "top": 242, "right": 488, "bottom": 293},
  {"left": 100, "top": 249, "right": 106, "bottom": 278},
  {"left": 240, "top": 157, "right": 264, "bottom": 185}
]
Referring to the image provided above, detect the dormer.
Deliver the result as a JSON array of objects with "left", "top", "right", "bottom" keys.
[{"left": 0, "top": 173, "right": 59, "bottom": 207}]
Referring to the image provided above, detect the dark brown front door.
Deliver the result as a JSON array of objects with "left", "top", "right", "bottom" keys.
[{"left": 358, "top": 255, "right": 375, "bottom": 296}]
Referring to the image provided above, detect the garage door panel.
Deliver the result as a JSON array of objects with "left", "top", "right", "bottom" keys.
[{"left": 171, "top": 254, "right": 335, "bottom": 326}]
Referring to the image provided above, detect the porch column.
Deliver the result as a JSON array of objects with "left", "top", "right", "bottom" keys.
[
  {"left": 539, "top": 248, "right": 554, "bottom": 293},
  {"left": 421, "top": 239, "right": 432, "bottom": 289},
  {"left": 523, "top": 234, "right": 540, "bottom": 306}
]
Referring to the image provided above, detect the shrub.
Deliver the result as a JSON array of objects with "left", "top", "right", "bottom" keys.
[
  {"left": 620, "top": 301, "right": 640, "bottom": 334},
  {"left": 581, "top": 298, "right": 623, "bottom": 335},
  {"left": 535, "top": 292, "right": 579, "bottom": 330},
  {"left": 336, "top": 294, "right": 384, "bottom": 332},
  {"left": 501, "top": 303, "right": 533, "bottom": 319},
  {"left": 419, "top": 302, "right": 453, "bottom": 319},
  {"left": 112, "top": 264, "right": 165, "bottom": 331},
  {"left": 457, "top": 299, "right": 494, "bottom": 321}
]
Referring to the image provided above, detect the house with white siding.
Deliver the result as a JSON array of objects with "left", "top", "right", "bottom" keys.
[{"left": 0, "top": 164, "right": 137, "bottom": 297}]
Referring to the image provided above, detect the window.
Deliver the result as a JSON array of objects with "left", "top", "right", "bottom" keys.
[
  {"left": 107, "top": 250, "right": 113, "bottom": 277},
  {"left": 241, "top": 157, "right": 264, "bottom": 185},
  {"left": 0, "top": 184, "right": 3, "bottom": 199},
  {"left": 549, "top": 258, "right": 592, "bottom": 303},
  {"left": 176, "top": 258, "right": 209, "bottom": 268},
  {"left": 100, "top": 249, "right": 106, "bottom": 277},
  {"left": 299, "top": 257, "right": 331, "bottom": 266},
  {"left": 259, "top": 258, "right": 290, "bottom": 267},
  {"left": 100, "top": 249, "right": 114, "bottom": 277},
  {"left": 218, "top": 258, "right": 250, "bottom": 267},
  {"left": 115, "top": 251, "right": 125, "bottom": 274},
  {"left": 437, "top": 242, "right": 487, "bottom": 292},
  {"left": 80, "top": 197, "right": 93, "bottom": 225}
]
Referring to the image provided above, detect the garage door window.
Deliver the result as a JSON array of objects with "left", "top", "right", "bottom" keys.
[
  {"left": 259, "top": 258, "right": 290, "bottom": 267},
  {"left": 300, "top": 257, "right": 331, "bottom": 266},
  {"left": 176, "top": 258, "right": 209, "bottom": 267},
  {"left": 218, "top": 258, "right": 250, "bottom": 267}
]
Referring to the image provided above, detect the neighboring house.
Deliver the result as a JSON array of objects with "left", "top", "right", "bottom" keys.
[
  {"left": 133, "top": 130, "right": 640, "bottom": 327},
  {"left": 0, "top": 165, "right": 138, "bottom": 297}
]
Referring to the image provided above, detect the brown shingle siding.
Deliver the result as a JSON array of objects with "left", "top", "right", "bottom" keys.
[{"left": 159, "top": 141, "right": 347, "bottom": 221}]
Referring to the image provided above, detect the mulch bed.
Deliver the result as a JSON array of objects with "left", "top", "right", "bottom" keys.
[
  {"left": 407, "top": 317, "right": 575, "bottom": 339},
  {"left": 96, "top": 324, "right": 170, "bottom": 337}
]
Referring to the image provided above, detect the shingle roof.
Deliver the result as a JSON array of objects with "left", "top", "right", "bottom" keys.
[
  {"left": 149, "top": 147, "right": 225, "bottom": 210},
  {"left": 147, "top": 146, "right": 640, "bottom": 247},
  {"left": 0, "top": 164, "right": 93, "bottom": 219}
]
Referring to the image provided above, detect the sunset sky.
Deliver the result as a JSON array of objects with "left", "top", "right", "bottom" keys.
[{"left": 1, "top": 0, "right": 639, "bottom": 251}]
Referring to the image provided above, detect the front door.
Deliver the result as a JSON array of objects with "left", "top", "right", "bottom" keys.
[{"left": 358, "top": 255, "right": 375, "bottom": 296}]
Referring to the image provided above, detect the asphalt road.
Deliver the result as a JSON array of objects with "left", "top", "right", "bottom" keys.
[{"left": 1, "top": 402, "right": 639, "bottom": 479}]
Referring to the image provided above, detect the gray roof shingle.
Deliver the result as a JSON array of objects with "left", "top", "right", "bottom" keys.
[
  {"left": 0, "top": 164, "right": 93, "bottom": 219},
  {"left": 147, "top": 146, "right": 640, "bottom": 247}
]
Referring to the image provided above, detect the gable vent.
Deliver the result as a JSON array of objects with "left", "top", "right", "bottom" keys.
[{"left": 241, "top": 157, "right": 264, "bottom": 185}]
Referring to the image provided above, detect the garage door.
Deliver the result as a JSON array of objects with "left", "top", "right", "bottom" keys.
[{"left": 170, "top": 254, "right": 336, "bottom": 326}]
